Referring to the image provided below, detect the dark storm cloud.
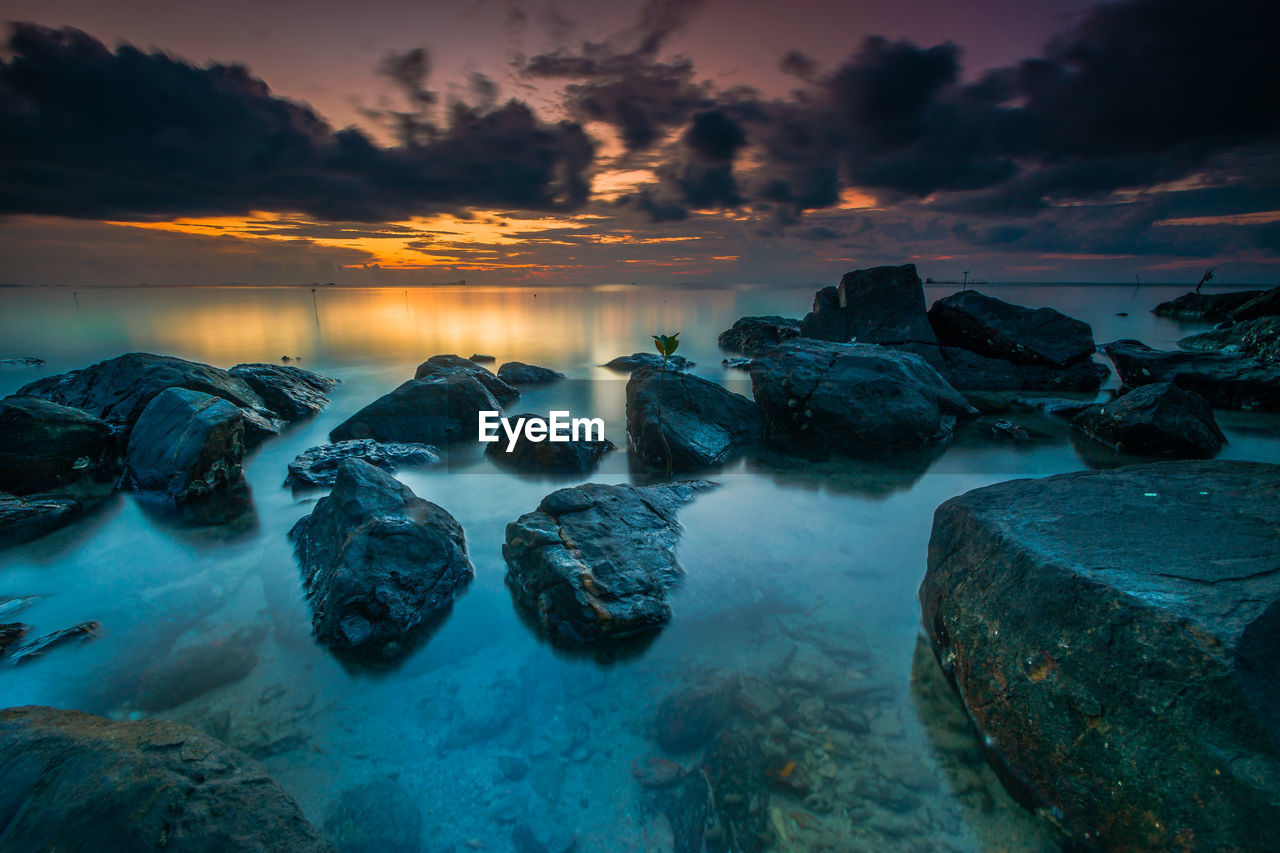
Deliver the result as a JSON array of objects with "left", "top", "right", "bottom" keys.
[{"left": 0, "top": 23, "right": 594, "bottom": 220}]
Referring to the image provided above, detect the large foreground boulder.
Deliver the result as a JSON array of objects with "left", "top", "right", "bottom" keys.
[
  {"left": 415, "top": 354, "right": 519, "bottom": 405},
  {"left": 125, "top": 388, "right": 245, "bottom": 502},
  {"left": 799, "top": 264, "right": 936, "bottom": 346},
  {"left": 1151, "top": 289, "right": 1261, "bottom": 321},
  {"left": 503, "top": 482, "right": 714, "bottom": 647},
  {"left": 1070, "top": 383, "right": 1225, "bottom": 459},
  {"left": 0, "top": 705, "right": 332, "bottom": 851},
  {"left": 928, "top": 290, "right": 1096, "bottom": 368},
  {"left": 717, "top": 316, "right": 801, "bottom": 355},
  {"left": 286, "top": 439, "right": 440, "bottom": 487},
  {"left": 16, "top": 352, "right": 287, "bottom": 441},
  {"left": 329, "top": 375, "right": 501, "bottom": 444},
  {"left": 0, "top": 397, "right": 116, "bottom": 496},
  {"left": 919, "top": 462, "right": 1280, "bottom": 851},
  {"left": 484, "top": 413, "right": 614, "bottom": 475},
  {"left": 227, "top": 363, "right": 336, "bottom": 420},
  {"left": 290, "top": 459, "right": 473, "bottom": 663},
  {"left": 749, "top": 339, "right": 977, "bottom": 458},
  {"left": 1102, "top": 339, "right": 1280, "bottom": 411},
  {"left": 1179, "top": 316, "right": 1280, "bottom": 364},
  {"left": 626, "top": 367, "right": 763, "bottom": 471}
]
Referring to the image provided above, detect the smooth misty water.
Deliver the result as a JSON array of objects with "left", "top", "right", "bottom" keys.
[{"left": 1, "top": 283, "right": 1278, "bottom": 852}]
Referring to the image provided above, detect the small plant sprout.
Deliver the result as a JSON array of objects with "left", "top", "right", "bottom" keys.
[{"left": 651, "top": 332, "right": 680, "bottom": 478}]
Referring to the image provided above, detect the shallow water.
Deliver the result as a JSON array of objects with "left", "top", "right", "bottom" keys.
[{"left": 1, "top": 282, "right": 1277, "bottom": 852}]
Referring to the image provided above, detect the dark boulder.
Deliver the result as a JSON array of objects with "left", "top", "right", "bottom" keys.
[
  {"left": 928, "top": 290, "right": 1096, "bottom": 367},
  {"left": 484, "top": 413, "right": 614, "bottom": 475},
  {"left": 0, "top": 705, "right": 332, "bottom": 851},
  {"left": 1152, "top": 289, "right": 1262, "bottom": 321},
  {"left": 938, "top": 346, "right": 1109, "bottom": 392},
  {"left": 503, "top": 482, "right": 714, "bottom": 647},
  {"left": 626, "top": 367, "right": 763, "bottom": 471},
  {"left": 920, "top": 461, "right": 1280, "bottom": 851},
  {"left": 323, "top": 779, "right": 422, "bottom": 853},
  {"left": 286, "top": 439, "right": 440, "bottom": 488},
  {"left": 497, "top": 362, "right": 566, "bottom": 385},
  {"left": 125, "top": 388, "right": 244, "bottom": 503},
  {"left": 469, "top": 353, "right": 496, "bottom": 363},
  {"left": 0, "top": 397, "right": 116, "bottom": 496},
  {"left": 799, "top": 264, "right": 936, "bottom": 346},
  {"left": 1070, "top": 383, "right": 1225, "bottom": 459},
  {"left": 227, "top": 363, "right": 336, "bottom": 420},
  {"left": 701, "top": 725, "right": 771, "bottom": 852},
  {"left": 414, "top": 354, "right": 519, "bottom": 405},
  {"left": 1231, "top": 284, "right": 1280, "bottom": 321},
  {"left": 1179, "top": 316, "right": 1280, "bottom": 364},
  {"left": 652, "top": 679, "right": 737, "bottom": 751},
  {"left": 290, "top": 459, "right": 473, "bottom": 664},
  {"left": 717, "top": 316, "right": 801, "bottom": 355},
  {"left": 329, "top": 375, "right": 501, "bottom": 444},
  {"left": 1102, "top": 339, "right": 1280, "bottom": 411},
  {"left": 602, "top": 353, "right": 694, "bottom": 372},
  {"left": 749, "top": 339, "right": 977, "bottom": 458},
  {"left": 16, "top": 352, "right": 285, "bottom": 442}
]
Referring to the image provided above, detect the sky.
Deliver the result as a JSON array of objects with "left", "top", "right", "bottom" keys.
[{"left": 1, "top": 0, "right": 1278, "bottom": 286}]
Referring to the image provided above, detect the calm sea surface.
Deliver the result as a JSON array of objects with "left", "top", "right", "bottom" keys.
[{"left": 1, "top": 283, "right": 1277, "bottom": 852}]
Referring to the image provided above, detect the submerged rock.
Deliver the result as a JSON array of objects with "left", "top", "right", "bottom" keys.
[
  {"left": 919, "top": 461, "right": 1280, "bottom": 851},
  {"left": 749, "top": 339, "right": 977, "bottom": 458},
  {"left": 1070, "top": 383, "right": 1225, "bottom": 458},
  {"left": 503, "top": 482, "right": 714, "bottom": 647},
  {"left": 1178, "top": 315, "right": 1280, "bottom": 364},
  {"left": 717, "top": 316, "right": 801, "bottom": 355},
  {"left": 497, "top": 361, "right": 566, "bottom": 385},
  {"left": 603, "top": 353, "right": 694, "bottom": 372},
  {"left": 653, "top": 679, "right": 737, "bottom": 751},
  {"left": 928, "top": 290, "right": 1097, "bottom": 368},
  {"left": 7, "top": 621, "right": 101, "bottom": 664},
  {"left": 324, "top": 779, "right": 422, "bottom": 853},
  {"left": 329, "top": 375, "right": 501, "bottom": 444},
  {"left": 0, "top": 705, "right": 332, "bottom": 851},
  {"left": 125, "top": 388, "right": 245, "bottom": 502},
  {"left": 799, "top": 264, "right": 936, "bottom": 346},
  {"left": 286, "top": 439, "right": 440, "bottom": 488},
  {"left": 1152, "top": 289, "right": 1261, "bottom": 321},
  {"left": 228, "top": 363, "right": 336, "bottom": 420},
  {"left": 132, "top": 628, "right": 263, "bottom": 712},
  {"left": 0, "top": 623, "right": 31, "bottom": 656},
  {"left": 484, "top": 413, "right": 614, "bottom": 475},
  {"left": 0, "top": 396, "right": 116, "bottom": 496},
  {"left": 290, "top": 459, "right": 473, "bottom": 664},
  {"left": 626, "top": 367, "right": 763, "bottom": 471},
  {"left": 414, "top": 353, "right": 519, "bottom": 405},
  {"left": 701, "top": 725, "right": 771, "bottom": 852},
  {"left": 0, "top": 491, "right": 108, "bottom": 548},
  {"left": 1102, "top": 339, "right": 1280, "bottom": 411}
]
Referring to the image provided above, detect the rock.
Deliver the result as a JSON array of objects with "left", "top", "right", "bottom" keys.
[
  {"left": 0, "top": 595, "right": 43, "bottom": 618},
  {"left": 497, "top": 362, "right": 566, "bottom": 385},
  {"left": 0, "top": 357, "right": 44, "bottom": 368},
  {"left": 1101, "top": 339, "right": 1280, "bottom": 411},
  {"left": 469, "top": 353, "right": 497, "bottom": 363},
  {"left": 16, "top": 352, "right": 286, "bottom": 442},
  {"left": 653, "top": 680, "right": 737, "bottom": 751},
  {"left": 289, "top": 459, "right": 473, "bottom": 664},
  {"left": 0, "top": 492, "right": 102, "bottom": 548},
  {"left": 125, "top": 388, "right": 245, "bottom": 502},
  {"left": 717, "top": 316, "right": 801, "bottom": 355},
  {"left": 702, "top": 726, "right": 771, "bottom": 853},
  {"left": 919, "top": 461, "right": 1280, "bottom": 851},
  {"left": 1070, "top": 383, "right": 1225, "bottom": 458},
  {"left": 799, "top": 264, "right": 936, "bottom": 346},
  {"left": 1231, "top": 284, "right": 1280, "bottom": 321},
  {"left": 484, "top": 413, "right": 614, "bottom": 475},
  {"left": 749, "top": 339, "right": 977, "bottom": 458},
  {"left": 0, "top": 623, "right": 30, "bottom": 656},
  {"left": 324, "top": 779, "right": 422, "bottom": 853},
  {"left": 7, "top": 621, "right": 101, "bottom": 664},
  {"left": 132, "top": 628, "right": 262, "bottom": 712},
  {"left": 1010, "top": 397, "right": 1099, "bottom": 420},
  {"left": 602, "top": 353, "right": 694, "bottom": 372},
  {"left": 227, "top": 363, "right": 336, "bottom": 420},
  {"left": 1179, "top": 316, "right": 1280, "bottom": 364},
  {"left": 632, "top": 755, "right": 689, "bottom": 788},
  {"left": 1152, "top": 289, "right": 1262, "bottom": 321},
  {"left": 329, "top": 375, "right": 502, "bottom": 444},
  {"left": 285, "top": 439, "right": 440, "bottom": 488},
  {"left": 735, "top": 676, "right": 783, "bottom": 720},
  {"left": 0, "top": 706, "right": 331, "bottom": 851},
  {"left": 0, "top": 397, "right": 116, "bottom": 496},
  {"left": 499, "top": 753, "right": 531, "bottom": 781},
  {"left": 503, "top": 482, "right": 714, "bottom": 646},
  {"left": 626, "top": 367, "right": 763, "bottom": 471},
  {"left": 721, "top": 357, "right": 753, "bottom": 370},
  {"left": 928, "top": 290, "right": 1097, "bottom": 367},
  {"left": 989, "top": 419, "right": 1029, "bottom": 442},
  {"left": 937, "top": 346, "right": 1109, "bottom": 392},
  {"left": 512, "top": 812, "right": 577, "bottom": 853},
  {"left": 414, "top": 353, "right": 519, "bottom": 405}
]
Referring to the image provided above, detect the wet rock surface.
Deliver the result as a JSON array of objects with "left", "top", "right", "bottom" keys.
[
  {"left": 1231, "top": 284, "right": 1280, "bottom": 321},
  {"left": 626, "top": 367, "right": 763, "bottom": 471},
  {"left": 290, "top": 458, "right": 473, "bottom": 664},
  {"left": 1179, "top": 315, "right": 1280, "bottom": 363},
  {"left": 323, "top": 778, "right": 423, "bottom": 853},
  {"left": 0, "top": 396, "right": 116, "bottom": 496},
  {"left": 1070, "top": 382, "right": 1225, "bottom": 458},
  {"left": 717, "top": 316, "right": 801, "bottom": 355},
  {"left": 286, "top": 439, "right": 440, "bottom": 487},
  {"left": 928, "top": 290, "right": 1097, "bottom": 368},
  {"left": 0, "top": 705, "right": 332, "bottom": 852},
  {"left": 503, "top": 482, "right": 714, "bottom": 647},
  {"left": 329, "top": 375, "right": 502, "bottom": 444},
  {"left": 497, "top": 362, "right": 566, "bottom": 385},
  {"left": 799, "top": 264, "right": 936, "bottom": 346},
  {"left": 0, "top": 490, "right": 109, "bottom": 547},
  {"left": 1152, "top": 289, "right": 1262, "bottom": 321},
  {"left": 484, "top": 413, "right": 614, "bottom": 475},
  {"left": 227, "top": 363, "right": 336, "bottom": 420},
  {"left": 920, "top": 461, "right": 1280, "bottom": 851},
  {"left": 125, "top": 388, "right": 245, "bottom": 502},
  {"left": 603, "top": 352, "right": 694, "bottom": 372},
  {"left": 937, "top": 345, "right": 1109, "bottom": 392},
  {"left": 1102, "top": 338, "right": 1280, "bottom": 410},
  {"left": 7, "top": 620, "right": 101, "bottom": 664},
  {"left": 750, "top": 339, "right": 977, "bottom": 458},
  {"left": 415, "top": 353, "right": 520, "bottom": 405}
]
